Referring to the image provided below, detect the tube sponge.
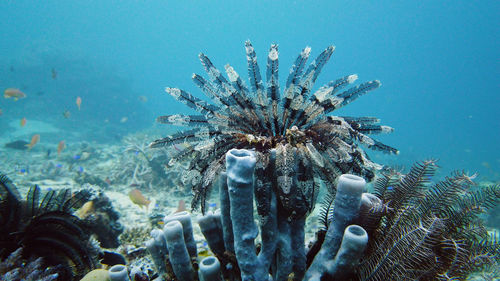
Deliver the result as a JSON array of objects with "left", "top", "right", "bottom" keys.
[
  {"left": 198, "top": 210, "right": 225, "bottom": 258},
  {"left": 198, "top": 256, "right": 223, "bottom": 281},
  {"left": 108, "top": 265, "right": 130, "bottom": 281},
  {"left": 304, "top": 174, "right": 366, "bottom": 280},
  {"left": 225, "top": 149, "right": 268, "bottom": 281},
  {"left": 145, "top": 228, "right": 167, "bottom": 274},
  {"left": 327, "top": 225, "right": 368, "bottom": 278},
  {"left": 164, "top": 211, "right": 197, "bottom": 258},
  {"left": 164, "top": 220, "right": 195, "bottom": 281}
]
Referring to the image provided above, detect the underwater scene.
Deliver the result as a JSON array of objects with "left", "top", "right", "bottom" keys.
[{"left": 0, "top": 1, "right": 498, "bottom": 281}]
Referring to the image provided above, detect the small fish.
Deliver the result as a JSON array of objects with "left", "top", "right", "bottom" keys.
[
  {"left": 20, "top": 117, "right": 26, "bottom": 127},
  {"left": 51, "top": 68, "right": 57, "bottom": 79},
  {"left": 4, "top": 140, "right": 29, "bottom": 150},
  {"left": 120, "top": 116, "right": 128, "bottom": 123},
  {"left": 138, "top": 95, "right": 148, "bottom": 102},
  {"left": 9, "top": 66, "right": 14, "bottom": 72},
  {"left": 73, "top": 154, "right": 81, "bottom": 160},
  {"left": 104, "top": 177, "right": 112, "bottom": 185},
  {"left": 100, "top": 251, "right": 126, "bottom": 266},
  {"left": 76, "top": 96, "right": 82, "bottom": 110},
  {"left": 0, "top": 108, "right": 3, "bottom": 116},
  {"left": 57, "top": 140, "right": 66, "bottom": 156},
  {"left": 62, "top": 109, "right": 71, "bottom": 119},
  {"left": 26, "top": 134, "right": 40, "bottom": 150},
  {"left": 129, "top": 189, "right": 151, "bottom": 210},
  {"left": 47, "top": 149, "right": 51, "bottom": 157},
  {"left": 78, "top": 166, "right": 84, "bottom": 173},
  {"left": 56, "top": 163, "right": 63, "bottom": 168},
  {"left": 4, "top": 88, "right": 26, "bottom": 101},
  {"left": 174, "top": 199, "right": 186, "bottom": 213},
  {"left": 76, "top": 201, "right": 94, "bottom": 218},
  {"left": 36, "top": 91, "right": 45, "bottom": 96}
]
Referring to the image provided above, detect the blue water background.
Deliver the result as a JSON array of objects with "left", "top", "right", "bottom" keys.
[{"left": 0, "top": 1, "right": 498, "bottom": 180}]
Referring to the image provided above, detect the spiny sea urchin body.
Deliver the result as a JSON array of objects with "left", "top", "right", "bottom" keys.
[{"left": 151, "top": 41, "right": 398, "bottom": 212}]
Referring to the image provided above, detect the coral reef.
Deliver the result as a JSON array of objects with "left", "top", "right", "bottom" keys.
[
  {"left": 143, "top": 150, "right": 498, "bottom": 281},
  {"left": 110, "top": 134, "right": 170, "bottom": 189},
  {"left": 150, "top": 41, "right": 398, "bottom": 212}
]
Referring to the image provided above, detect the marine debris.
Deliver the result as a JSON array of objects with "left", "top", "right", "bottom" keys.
[{"left": 150, "top": 41, "right": 398, "bottom": 212}]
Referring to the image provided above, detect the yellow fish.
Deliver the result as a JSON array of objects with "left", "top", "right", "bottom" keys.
[
  {"left": 76, "top": 201, "right": 94, "bottom": 218},
  {"left": 129, "top": 189, "right": 151, "bottom": 209},
  {"left": 4, "top": 88, "right": 26, "bottom": 101}
]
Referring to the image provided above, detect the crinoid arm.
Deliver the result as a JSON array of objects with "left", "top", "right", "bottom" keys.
[{"left": 151, "top": 41, "right": 398, "bottom": 212}]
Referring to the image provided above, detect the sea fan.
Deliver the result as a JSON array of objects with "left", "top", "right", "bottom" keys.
[{"left": 151, "top": 41, "right": 398, "bottom": 212}]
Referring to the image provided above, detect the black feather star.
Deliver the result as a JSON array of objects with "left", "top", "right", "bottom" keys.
[
  {"left": 151, "top": 41, "right": 398, "bottom": 212},
  {"left": 0, "top": 173, "right": 97, "bottom": 280},
  {"left": 314, "top": 160, "right": 500, "bottom": 280}
]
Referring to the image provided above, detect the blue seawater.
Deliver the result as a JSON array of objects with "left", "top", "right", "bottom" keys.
[{"left": 0, "top": 0, "right": 498, "bottom": 180}]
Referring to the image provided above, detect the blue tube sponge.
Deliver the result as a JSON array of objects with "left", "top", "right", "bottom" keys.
[
  {"left": 198, "top": 210, "right": 225, "bottom": 258},
  {"left": 225, "top": 149, "right": 268, "bottom": 281},
  {"left": 327, "top": 225, "right": 368, "bottom": 278},
  {"left": 304, "top": 174, "right": 366, "bottom": 280},
  {"left": 164, "top": 220, "right": 195, "bottom": 281},
  {"left": 218, "top": 172, "right": 235, "bottom": 254},
  {"left": 145, "top": 229, "right": 167, "bottom": 274},
  {"left": 164, "top": 211, "right": 197, "bottom": 258},
  {"left": 198, "top": 256, "right": 223, "bottom": 281},
  {"left": 108, "top": 264, "right": 130, "bottom": 281}
]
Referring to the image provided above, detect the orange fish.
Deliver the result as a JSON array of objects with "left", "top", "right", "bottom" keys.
[
  {"left": 20, "top": 117, "right": 26, "bottom": 127},
  {"left": 4, "top": 88, "right": 26, "bottom": 101},
  {"left": 175, "top": 199, "right": 186, "bottom": 213},
  {"left": 76, "top": 96, "right": 82, "bottom": 110},
  {"left": 57, "top": 140, "right": 66, "bottom": 156},
  {"left": 129, "top": 189, "right": 151, "bottom": 209},
  {"left": 26, "top": 134, "right": 40, "bottom": 150}
]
